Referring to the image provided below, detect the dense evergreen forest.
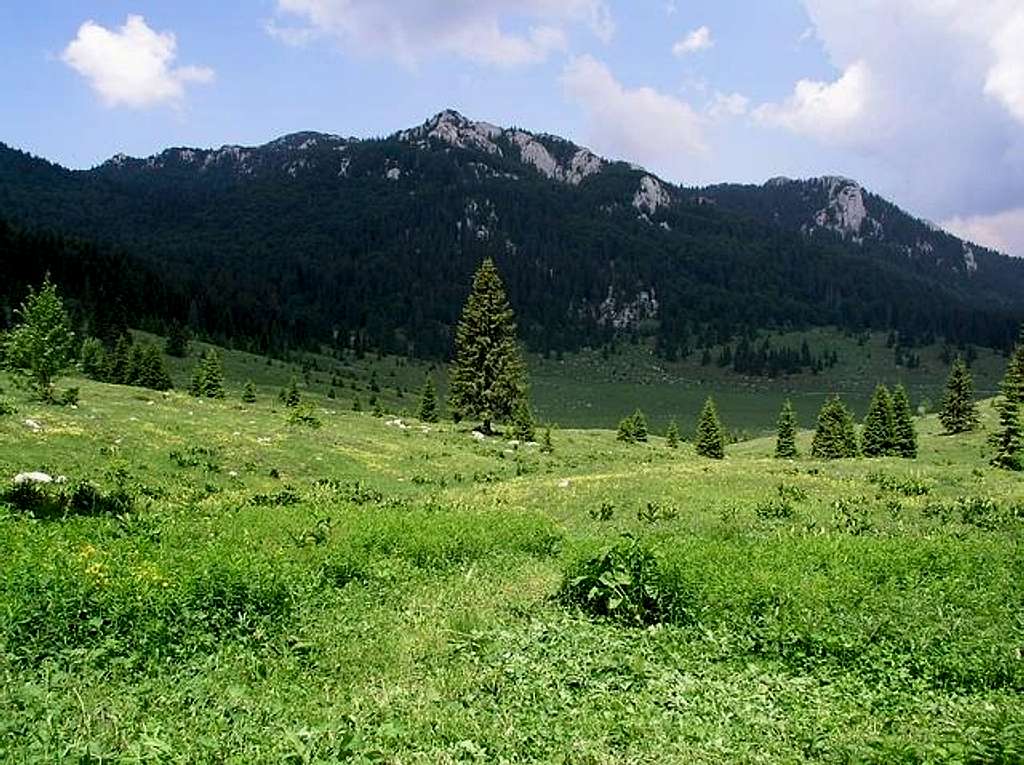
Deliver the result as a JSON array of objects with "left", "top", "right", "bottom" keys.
[{"left": 2, "top": 111, "right": 1022, "bottom": 358}]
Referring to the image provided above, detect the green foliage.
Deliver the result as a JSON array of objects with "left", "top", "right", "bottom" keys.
[
  {"left": 616, "top": 415, "right": 637, "bottom": 443},
  {"left": 105, "top": 334, "right": 132, "bottom": 384},
  {"left": 189, "top": 349, "right": 225, "bottom": 398},
  {"left": 774, "top": 399, "right": 798, "bottom": 458},
  {"left": 130, "top": 343, "right": 173, "bottom": 391},
  {"left": 241, "top": 380, "right": 257, "bottom": 403},
  {"left": 280, "top": 376, "right": 302, "bottom": 408},
  {"left": 165, "top": 320, "right": 190, "bottom": 357},
  {"left": 79, "top": 336, "right": 106, "bottom": 379},
  {"left": 1, "top": 276, "right": 75, "bottom": 401},
  {"left": 448, "top": 258, "right": 527, "bottom": 434},
  {"left": 510, "top": 396, "right": 536, "bottom": 441},
  {"left": 811, "top": 394, "right": 858, "bottom": 459},
  {"left": 861, "top": 383, "right": 896, "bottom": 457},
  {"left": 287, "top": 404, "right": 323, "bottom": 429},
  {"left": 990, "top": 396, "right": 1023, "bottom": 471},
  {"left": 665, "top": 418, "right": 680, "bottom": 448},
  {"left": 417, "top": 373, "right": 439, "bottom": 423},
  {"left": 694, "top": 397, "right": 725, "bottom": 459},
  {"left": 2, "top": 478, "right": 134, "bottom": 520},
  {"left": 540, "top": 426, "right": 554, "bottom": 453},
  {"left": 991, "top": 344, "right": 1024, "bottom": 470},
  {"left": 891, "top": 384, "right": 917, "bottom": 458},
  {"left": 939, "top": 357, "right": 978, "bottom": 433},
  {"left": 631, "top": 408, "right": 648, "bottom": 442},
  {"left": 559, "top": 536, "right": 688, "bottom": 626}
]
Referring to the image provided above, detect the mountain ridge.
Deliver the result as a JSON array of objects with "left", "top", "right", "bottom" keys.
[{"left": 0, "top": 109, "right": 1021, "bottom": 358}]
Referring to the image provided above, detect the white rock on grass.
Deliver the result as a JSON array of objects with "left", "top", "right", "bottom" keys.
[
  {"left": 14, "top": 472, "right": 52, "bottom": 485},
  {"left": 23, "top": 419, "right": 42, "bottom": 431}
]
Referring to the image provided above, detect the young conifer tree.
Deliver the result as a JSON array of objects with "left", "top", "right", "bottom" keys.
[
  {"left": 774, "top": 399, "right": 799, "bottom": 458},
  {"left": 616, "top": 415, "right": 637, "bottom": 443},
  {"left": 200, "top": 350, "right": 225, "bottom": 399},
  {"left": 991, "top": 336, "right": 1024, "bottom": 470},
  {"left": 694, "top": 397, "right": 725, "bottom": 459},
  {"left": 861, "top": 384, "right": 896, "bottom": 457},
  {"left": 1, "top": 276, "right": 76, "bottom": 401},
  {"left": 448, "top": 258, "right": 527, "bottom": 435},
  {"left": 242, "top": 380, "right": 257, "bottom": 403},
  {"left": 811, "top": 394, "right": 858, "bottom": 459},
  {"left": 631, "top": 409, "right": 649, "bottom": 442},
  {"left": 417, "top": 373, "right": 439, "bottom": 423},
  {"left": 665, "top": 419, "right": 680, "bottom": 448},
  {"left": 938, "top": 357, "right": 978, "bottom": 434},
  {"left": 891, "top": 384, "right": 917, "bottom": 458}
]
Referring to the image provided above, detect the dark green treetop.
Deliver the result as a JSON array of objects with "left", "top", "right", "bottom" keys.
[
  {"left": 811, "top": 394, "right": 858, "bottom": 459},
  {"left": 695, "top": 397, "right": 725, "bottom": 459},
  {"left": 938, "top": 357, "right": 978, "bottom": 434},
  {"left": 774, "top": 399, "right": 798, "bottom": 458},
  {"left": 448, "top": 258, "right": 528, "bottom": 435}
]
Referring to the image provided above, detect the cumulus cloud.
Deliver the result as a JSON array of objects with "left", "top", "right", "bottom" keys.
[
  {"left": 62, "top": 15, "right": 213, "bottom": 108},
  {"left": 754, "top": 60, "right": 870, "bottom": 144},
  {"left": 269, "top": 0, "right": 613, "bottom": 67},
  {"left": 708, "top": 91, "right": 749, "bottom": 119},
  {"left": 672, "top": 26, "right": 713, "bottom": 56},
  {"left": 943, "top": 208, "right": 1024, "bottom": 258},
  {"left": 756, "top": 0, "right": 1024, "bottom": 253},
  {"left": 561, "top": 55, "right": 707, "bottom": 174}
]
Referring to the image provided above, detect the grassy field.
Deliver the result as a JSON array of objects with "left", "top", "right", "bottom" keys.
[
  {"left": 152, "top": 327, "right": 1009, "bottom": 437},
  {"left": 1, "top": 361, "right": 1022, "bottom": 762}
]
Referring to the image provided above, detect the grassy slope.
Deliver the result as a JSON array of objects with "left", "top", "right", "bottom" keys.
[
  {"left": 1, "top": 366, "right": 1022, "bottom": 763},
  {"left": 153, "top": 327, "right": 1009, "bottom": 437}
]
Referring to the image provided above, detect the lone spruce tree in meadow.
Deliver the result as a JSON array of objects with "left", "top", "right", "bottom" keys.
[
  {"left": 242, "top": 380, "right": 257, "bottom": 403},
  {"left": 811, "top": 394, "right": 858, "bottom": 459},
  {"left": 448, "top": 258, "right": 527, "bottom": 435},
  {"left": 938, "top": 357, "right": 978, "bottom": 434},
  {"left": 1, "top": 276, "right": 76, "bottom": 402},
  {"left": 190, "top": 349, "right": 225, "bottom": 398},
  {"left": 511, "top": 397, "right": 537, "bottom": 441},
  {"left": 694, "top": 397, "right": 725, "bottom": 459},
  {"left": 631, "top": 409, "right": 649, "bottom": 442},
  {"left": 990, "top": 335, "right": 1024, "bottom": 470},
  {"left": 417, "top": 373, "right": 439, "bottom": 423},
  {"left": 891, "top": 384, "right": 917, "bottom": 458},
  {"left": 861, "top": 384, "right": 897, "bottom": 457},
  {"left": 774, "top": 399, "right": 799, "bottom": 458},
  {"left": 616, "top": 415, "right": 637, "bottom": 443},
  {"left": 665, "top": 419, "right": 680, "bottom": 449}
]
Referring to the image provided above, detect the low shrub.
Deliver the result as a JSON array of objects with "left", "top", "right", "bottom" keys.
[{"left": 559, "top": 535, "right": 691, "bottom": 626}]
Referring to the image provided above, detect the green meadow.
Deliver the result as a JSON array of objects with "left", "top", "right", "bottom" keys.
[{"left": 1, "top": 355, "right": 1022, "bottom": 762}]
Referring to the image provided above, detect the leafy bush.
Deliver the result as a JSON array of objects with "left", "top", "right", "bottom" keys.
[
  {"left": 559, "top": 535, "right": 690, "bottom": 626},
  {"left": 588, "top": 501, "right": 615, "bottom": 521},
  {"left": 1, "top": 479, "right": 134, "bottom": 519},
  {"left": 831, "top": 497, "right": 871, "bottom": 535},
  {"left": 636, "top": 501, "right": 678, "bottom": 524},
  {"left": 169, "top": 445, "right": 221, "bottom": 471},
  {"left": 755, "top": 497, "right": 795, "bottom": 520},
  {"left": 286, "top": 404, "right": 322, "bottom": 428}
]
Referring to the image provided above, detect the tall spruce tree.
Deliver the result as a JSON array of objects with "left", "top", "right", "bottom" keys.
[
  {"left": 861, "top": 384, "right": 897, "bottom": 457},
  {"left": 991, "top": 336, "right": 1024, "bottom": 470},
  {"left": 891, "top": 384, "right": 917, "bottom": 458},
  {"left": 938, "top": 357, "right": 978, "bottom": 434},
  {"left": 774, "top": 399, "right": 798, "bottom": 458},
  {"left": 811, "top": 394, "right": 858, "bottom": 459},
  {"left": 190, "top": 349, "right": 224, "bottom": 399},
  {"left": 1, "top": 276, "right": 75, "bottom": 401},
  {"left": 136, "top": 344, "right": 173, "bottom": 391},
  {"left": 105, "top": 335, "right": 132, "bottom": 385},
  {"left": 448, "top": 258, "right": 527, "bottom": 434},
  {"left": 694, "top": 397, "right": 725, "bottom": 459},
  {"left": 417, "top": 373, "right": 439, "bottom": 423}
]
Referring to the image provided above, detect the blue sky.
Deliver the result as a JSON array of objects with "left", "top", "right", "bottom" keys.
[{"left": 3, "top": 1, "right": 1024, "bottom": 255}]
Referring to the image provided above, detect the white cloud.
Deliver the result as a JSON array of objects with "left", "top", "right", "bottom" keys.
[
  {"left": 984, "top": 10, "right": 1024, "bottom": 123},
  {"left": 708, "top": 91, "right": 749, "bottom": 119},
  {"left": 270, "top": 0, "right": 613, "bottom": 67},
  {"left": 62, "top": 15, "right": 213, "bottom": 108},
  {"left": 672, "top": 25, "right": 713, "bottom": 56},
  {"left": 942, "top": 208, "right": 1024, "bottom": 258},
  {"left": 561, "top": 55, "right": 706, "bottom": 175},
  {"left": 753, "top": 60, "right": 870, "bottom": 144},
  {"left": 756, "top": 1, "right": 1024, "bottom": 233}
]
